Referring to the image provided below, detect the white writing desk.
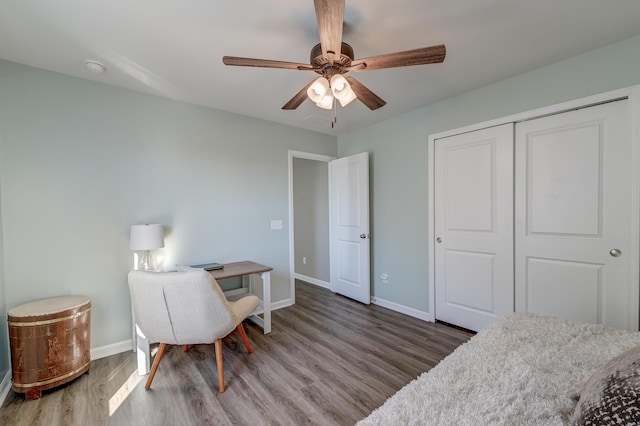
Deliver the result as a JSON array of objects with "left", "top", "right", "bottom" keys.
[{"left": 135, "top": 261, "right": 272, "bottom": 375}]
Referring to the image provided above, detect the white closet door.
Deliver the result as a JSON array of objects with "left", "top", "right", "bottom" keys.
[
  {"left": 435, "top": 123, "right": 514, "bottom": 331},
  {"left": 515, "top": 100, "right": 635, "bottom": 330}
]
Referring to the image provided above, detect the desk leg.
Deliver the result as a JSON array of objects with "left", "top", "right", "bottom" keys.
[
  {"left": 243, "top": 275, "right": 250, "bottom": 294},
  {"left": 132, "top": 307, "right": 137, "bottom": 352},
  {"left": 261, "top": 271, "right": 271, "bottom": 334},
  {"left": 136, "top": 325, "right": 151, "bottom": 375}
]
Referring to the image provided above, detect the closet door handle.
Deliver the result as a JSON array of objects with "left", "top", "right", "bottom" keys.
[
  {"left": 610, "top": 249, "right": 622, "bottom": 257},
  {"left": 436, "top": 237, "right": 442, "bottom": 243}
]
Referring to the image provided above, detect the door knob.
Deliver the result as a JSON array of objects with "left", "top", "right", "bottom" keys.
[
  {"left": 436, "top": 237, "right": 442, "bottom": 243},
  {"left": 360, "top": 234, "right": 367, "bottom": 239},
  {"left": 610, "top": 249, "right": 622, "bottom": 257}
]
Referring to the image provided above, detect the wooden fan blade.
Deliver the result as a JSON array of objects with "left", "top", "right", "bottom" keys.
[
  {"left": 345, "top": 76, "right": 386, "bottom": 110},
  {"left": 282, "top": 80, "right": 315, "bottom": 110},
  {"left": 223, "top": 56, "right": 315, "bottom": 71},
  {"left": 350, "top": 45, "right": 446, "bottom": 71},
  {"left": 314, "top": 0, "right": 345, "bottom": 65}
]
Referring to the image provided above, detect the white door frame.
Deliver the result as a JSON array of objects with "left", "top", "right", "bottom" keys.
[
  {"left": 288, "top": 150, "right": 336, "bottom": 304},
  {"left": 428, "top": 86, "right": 640, "bottom": 330}
]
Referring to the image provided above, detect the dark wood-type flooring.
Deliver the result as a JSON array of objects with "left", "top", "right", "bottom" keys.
[{"left": 1, "top": 280, "right": 473, "bottom": 425}]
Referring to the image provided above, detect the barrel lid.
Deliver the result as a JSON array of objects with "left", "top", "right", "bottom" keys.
[{"left": 8, "top": 296, "right": 90, "bottom": 317}]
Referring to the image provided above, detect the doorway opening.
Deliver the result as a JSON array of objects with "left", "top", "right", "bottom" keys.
[{"left": 288, "top": 151, "right": 335, "bottom": 304}]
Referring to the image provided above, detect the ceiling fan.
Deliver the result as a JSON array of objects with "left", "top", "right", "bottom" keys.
[{"left": 222, "top": 0, "right": 445, "bottom": 113}]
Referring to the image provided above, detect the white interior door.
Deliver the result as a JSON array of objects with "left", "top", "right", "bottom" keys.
[
  {"left": 515, "top": 100, "right": 636, "bottom": 330},
  {"left": 330, "top": 152, "right": 371, "bottom": 304},
  {"left": 434, "top": 124, "right": 514, "bottom": 331}
]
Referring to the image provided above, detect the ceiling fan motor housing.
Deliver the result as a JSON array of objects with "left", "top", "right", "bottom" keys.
[{"left": 311, "top": 42, "right": 354, "bottom": 75}]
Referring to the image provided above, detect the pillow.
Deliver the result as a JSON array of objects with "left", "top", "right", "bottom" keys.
[{"left": 572, "top": 345, "right": 640, "bottom": 425}]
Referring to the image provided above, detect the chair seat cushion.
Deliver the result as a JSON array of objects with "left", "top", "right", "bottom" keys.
[{"left": 229, "top": 295, "right": 260, "bottom": 324}]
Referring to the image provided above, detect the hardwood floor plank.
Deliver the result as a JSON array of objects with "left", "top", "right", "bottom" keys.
[
  {"left": 0, "top": 280, "right": 473, "bottom": 425},
  {"left": 275, "top": 314, "right": 401, "bottom": 400},
  {"left": 299, "top": 380, "right": 367, "bottom": 425},
  {"left": 280, "top": 289, "right": 453, "bottom": 385}
]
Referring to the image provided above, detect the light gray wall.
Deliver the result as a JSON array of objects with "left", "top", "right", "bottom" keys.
[
  {"left": 2, "top": 32, "right": 640, "bottom": 362},
  {"left": 0, "top": 59, "right": 336, "bottom": 349},
  {"left": 0, "top": 123, "right": 7, "bottom": 379},
  {"left": 338, "top": 34, "right": 640, "bottom": 313},
  {"left": 293, "top": 158, "right": 330, "bottom": 282}
]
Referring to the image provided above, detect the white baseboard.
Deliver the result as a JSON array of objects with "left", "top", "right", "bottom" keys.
[
  {"left": 371, "top": 296, "right": 434, "bottom": 322},
  {"left": 271, "top": 298, "right": 293, "bottom": 311},
  {"left": 0, "top": 369, "right": 11, "bottom": 406},
  {"left": 91, "top": 339, "right": 133, "bottom": 360},
  {"left": 294, "top": 273, "right": 331, "bottom": 290},
  {"left": 293, "top": 275, "right": 433, "bottom": 322}
]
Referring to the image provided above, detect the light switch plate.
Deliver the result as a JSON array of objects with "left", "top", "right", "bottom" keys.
[{"left": 271, "top": 220, "right": 283, "bottom": 230}]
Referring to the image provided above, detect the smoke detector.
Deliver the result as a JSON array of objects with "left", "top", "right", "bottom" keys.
[{"left": 84, "top": 60, "right": 106, "bottom": 74}]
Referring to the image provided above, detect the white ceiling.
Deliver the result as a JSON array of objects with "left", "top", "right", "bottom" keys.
[{"left": 2, "top": 1, "right": 640, "bottom": 136}]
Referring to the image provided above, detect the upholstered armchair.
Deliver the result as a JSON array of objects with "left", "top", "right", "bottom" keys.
[{"left": 127, "top": 269, "right": 260, "bottom": 392}]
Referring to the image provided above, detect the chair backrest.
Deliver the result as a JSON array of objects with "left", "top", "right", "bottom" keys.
[{"left": 128, "top": 270, "right": 236, "bottom": 345}]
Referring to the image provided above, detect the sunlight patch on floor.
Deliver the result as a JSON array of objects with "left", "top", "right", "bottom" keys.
[{"left": 109, "top": 369, "right": 144, "bottom": 416}]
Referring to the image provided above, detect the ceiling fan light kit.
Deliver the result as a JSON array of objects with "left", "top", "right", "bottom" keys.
[
  {"left": 307, "top": 77, "right": 330, "bottom": 103},
  {"left": 306, "top": 74, "right": 356, "bottom": 110},
  {"left": 317, "top": 92, "right": 334, "bottom": 110},
  {"left": 222, "top": 0, "right": 446, "bottom": 125},
  {"left": 330, "top": 74, "right": 356, "bottom": 107}
]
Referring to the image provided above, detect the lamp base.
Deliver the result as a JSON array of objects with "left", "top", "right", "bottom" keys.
[{"left": 134, "top": 250, "right": 160, "bottom": 271}]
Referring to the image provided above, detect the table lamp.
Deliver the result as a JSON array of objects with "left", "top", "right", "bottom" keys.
[{"left": 130, "top": 224, "right": 164, "bottom": 271}]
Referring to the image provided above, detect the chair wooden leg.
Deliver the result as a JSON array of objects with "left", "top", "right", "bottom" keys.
[
  {"left": 183, "top": 344, "right": 189, "bottom": 352},
  {"left": 214, "top": 339, "right": 225, "bottom": 392},
  {"left": 236, "top": 323, "right": 253, "bottom": 354},
  {"left": 145, "top": 343, "right": 167, "bottom": 390}
]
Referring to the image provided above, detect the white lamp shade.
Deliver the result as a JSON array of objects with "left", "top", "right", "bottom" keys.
[
  {"left": 307, "top": 77, "right": 330, "bottom": 103},
  {"left": 330, "top": 74, "right": 348, "bottom": 93},
  {"left": 316, "top": 93, "right": 334, "bottom": 110},
  {"left": 330, "top": 74, "right": 356, "bottom": 107},
  {"left": 130, "top": 224, "right": 164, "bottom": 250},
  {"left": 337, "top": 90, "right": 356, "bottom": 107}
]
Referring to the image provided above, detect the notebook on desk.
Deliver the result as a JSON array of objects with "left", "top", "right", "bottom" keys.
[{"left": 191, "top": 262, "right": 224, "bottom": 271}]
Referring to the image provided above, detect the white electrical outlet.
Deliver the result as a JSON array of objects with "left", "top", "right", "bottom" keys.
[
  {"left": 270, "top": 220, "right": 283, "bottom": 230},
  {"left": 380, "top": 273, "right": 389, "bottom": 283},
  {"left": 302, "top": 257, "right": 307, "bottom": 265}
]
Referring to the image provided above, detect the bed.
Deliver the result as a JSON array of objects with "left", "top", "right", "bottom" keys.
[{"left": 357, "top": 313, "right": 640, "bottom": 425}]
